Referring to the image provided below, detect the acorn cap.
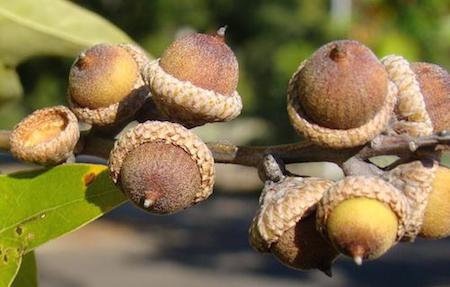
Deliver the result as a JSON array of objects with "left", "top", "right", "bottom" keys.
[
  {"left": 69, "top": 44, "right": 150, "bottom": 126},
  {"left": 146, "top": 59, "right": 242, "bottom": 127},
  {"left": 411, "top": 62, "right": 450, "bottom": 133},
  {"left": 109, "top": 121, "right": 214, "bottom": 203},
  {"left": 249, "top": 176, "right": 334, "bottom": 252},
  {"left": 381, "top": 55, "right": 433, "bottom": 136},
  {"left": 385, "top": 160, "right": 438, "bottom": 240},
  {"left": 316, "top": 176, "right": 409, "bottom": 241},
  {"left": 287, "top": 61, "right": 397, "bottom": 149},
  {"left": 10, "top": 106, "right": 80, "bottom": 165}
]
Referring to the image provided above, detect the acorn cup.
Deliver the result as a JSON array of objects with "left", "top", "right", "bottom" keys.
[
  {"left": 386, "top": 160, "right": 450, "bottom": 240},
  {"left": 9, "top": 106, "right": 80, "bottom": 165},
  {"left": 145, "top": 27, "right": 242, "bottom": 127},
  {"left": 287, "top": 40, "right": 397, "bottom": 149},
  {"left": 68, "top": 43, "right": 150, "bottom": 127},
  {"left": 108, "top": 121, "right": 215, "bottom": 214},
  {"left": 249, "top": 176, "right": 338, "bottom": 276},
  {"left": 316, "top": 176, "right": 409, "bottom": 265},
  {"left": 382, "top": 56, "right": 450, "bottom": 136}
]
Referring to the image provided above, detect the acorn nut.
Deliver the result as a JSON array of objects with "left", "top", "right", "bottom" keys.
[
  {"left": 249, "top": 176, "right": 338, "bottom": 276},
  {"left": 382, "top": 57, "right": 450, "bottom": 136},
  {"left": 108, "top": 121, "right": 215, "bottom": 214},
  {"left": 287, "top": 40, "right": 397, "bottom": 148},
  {"left": 68, "top": 43, "right": 150, "bottom": 126},
  {"left": 146, "top": 27, "right": 242, "bottom": 127},
  {"left": 10, "top": 106, "right": 80, "bottom": 165},
  {"left": 316, "top": 176, "right": 409, "bottom": 265},
  {"left": 420, "top": 165, "right": 450, "bottom": 239}
]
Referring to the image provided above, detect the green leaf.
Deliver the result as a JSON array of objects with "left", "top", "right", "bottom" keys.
[
  {"left": 0, "top": 164, "right": 126, "bottom": 264},
  {"left": 12, "top": 251, "right": 37, "bottom": 287},
  {"left": 0, "top": 63, "right": 23, "bottom": 102},
  {"left": 0, "top": 246, "right": 21, "bottom": 287},
  {"left": 0, "top": 0, "right": 133, "bottom": 66}
]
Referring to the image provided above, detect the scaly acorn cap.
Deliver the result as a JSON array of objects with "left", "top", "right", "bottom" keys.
[
  {"left": 250, "top": 176, "right": 334, "bottom": 252},
  {"left": 10, "top": 106, "right": 79, "bottom": 165},
  {"left": 69, "top": 43, "right": 150, "bottom": 126},
  {"left": 384, "top": 160, "right": 438, "bottom": 241},
  {"left": 420, "top": 165, "right": 450, "bottom": 239},
  {"left": 316, "top": 176, "right": 409, "bottom": 263},
  {"left": 287, "top": 40, "right": 397, "bottom": 148},
  {"left": 145, "top": 28, "right": 242, "bottom": 127},
  {"left": 249, "top": 176, "right": 337, "bottom": 275},
  {"left": 108, "top": 121, "right": 214, "bottom": 214},
  {"left": 382, "top": 56, "right": 450, "bottom": 136}
]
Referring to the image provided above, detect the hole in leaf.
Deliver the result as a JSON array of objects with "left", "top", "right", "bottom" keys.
[
  {"left": 84, "top": 172, "right": 96, "bottom": 186},
  {"left": 3, "top": 255, "right": 8, "bottom": 263},
  {"left": 15, "top": 226, "right": 23, "bottom": 236}
]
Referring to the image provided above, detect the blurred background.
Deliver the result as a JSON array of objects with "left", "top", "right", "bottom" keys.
[{"left": 1, "top": 0, "right": 449, "bottom": 286}]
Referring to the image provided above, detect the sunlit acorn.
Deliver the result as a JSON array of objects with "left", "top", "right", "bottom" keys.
[
  {"left": 287, "top": 40, "right": 397, "bottom": 148},
  {"left": 316, "top": 176, "right": 409, "bottom": 265},
  {"left": 108, "top": 121, "right": 214, "bottom": 214},
  {"left": 9, "top": 106, "right": 79, "bottom": 165},
  {"left": 68, "top": 43, "right": 150, "bottom": 126},
  {"left": 249, "top": 176, "right": 338, "bottom": 276},
  {"left": 420, "top": 165, "right": 450, "bottom": 239},
  {"left": 382, "top": 57, "right": 450, "bottom": 136},
  {"left": 146, "top": 27, "right": 242, "bottom": 127}
]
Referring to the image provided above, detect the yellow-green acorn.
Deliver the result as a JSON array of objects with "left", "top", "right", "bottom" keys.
[{"left": 68, "top": 43, "right": 149, "bottom": 126}]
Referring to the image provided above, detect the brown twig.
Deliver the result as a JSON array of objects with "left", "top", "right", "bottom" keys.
[{"left": 1, "top": 129, "right": 449, "bottom": 171}]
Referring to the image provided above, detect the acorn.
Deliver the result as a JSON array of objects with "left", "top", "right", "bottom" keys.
[
  {"left": 68, "top": 43, "right": 150, "bottom": 126},
  {"left": 108, "top": 121, "right": 214, "bottom": 214},
  {"left": 316, "top": 176, "right": 409, "bottom": 265},
  {"left": 249, "top": 176, "right": 338, "bottom": 275},
  {"left": 382, "top": 57, "right": 450, "bottom": 136},
  {"left": 146, "top": 27, "right": 242, "bottom": 127},
  {"left": 9, "top": 106, "right": 79, "bottom": 165},
  {"left": 420, "top": 165, "right": 450, "bottom": 239},
  {"left": 287, "top": 40, "right": 397, "bottom": 148}
]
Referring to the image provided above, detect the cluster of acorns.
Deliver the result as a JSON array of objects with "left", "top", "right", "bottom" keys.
[
  {"left": 7, "top": 27, "right": 450, "bottom": 275},
  {"left": 252, "top": 39, "right": 450, "bottom": 275}
]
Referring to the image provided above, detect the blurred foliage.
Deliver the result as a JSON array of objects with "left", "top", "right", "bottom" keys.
[{"left": 1, "top": 0, "right": 449, "bottom": 144}]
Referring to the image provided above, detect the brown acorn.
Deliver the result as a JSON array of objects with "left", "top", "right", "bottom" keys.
[
  {"left": 68, "top": 43, "right": 150, "bottom": 126},
  {"left": 382, "top": 57, "right": 450, "bottom": 136},
  {"left": 287, "top": 40, "right": 397, "bottom": 148},
  {"left": 9, "top": 106, "right": 79, "bottom": 165},
  {"left": 108, "top": 121, "right": 214, "bottom": 214},
  {"left": 146, "top": 27, "right": 242, "bottom": 127},
  {"left": 249, "top": 176, "right": 338, "bottom": 276}
]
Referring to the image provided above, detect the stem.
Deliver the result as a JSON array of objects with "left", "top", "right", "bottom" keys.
[
  {"left": 208, "top": 141, "right": 357, "bottom": 167},
  {"left": 1, "top": 129, "right": 449, "bottom": 170}
]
